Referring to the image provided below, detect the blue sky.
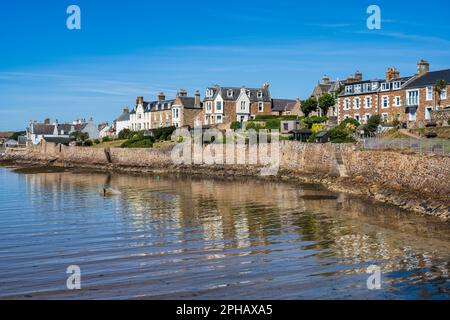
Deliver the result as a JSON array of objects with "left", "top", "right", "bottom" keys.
[{"left": 1, "top": 0, "right": 450, "bottom": 131}]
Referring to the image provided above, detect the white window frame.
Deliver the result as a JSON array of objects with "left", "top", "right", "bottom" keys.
[
  {"left": 407, "top": 90, "right": 420, "bottom": 106},
  {"left": 381, "top": 83, "right": 390, "bottom": 91},
  {"left": 382, "top": 96, "right": 389, "bottom": 109},
  {"left": 344, "top": 98, "right": 350, "bottom": 110},
  {"left": 393, "top": 82, "right": 401, "bottom": 90},
  {"left": 394, "top": 96, "right": 401, "bottom": 107},
  {"left": 216, "top": 101, "right": 222, "bottom": 112},
  {"left": 441, "top": 87, "right": 447, "bottom": 100},
  {"left": 258, "top": 102, "right": 264, "bottom": 112},
  {"left": 353, "top": 97, "right": 361, "bottom": 109},
  {"left": 257, "top": 91, "right": 263, "bottom": 99},
  {"left": 354, "top": 114, "right": 361, "bottom": 122},
  {"left": 382, "top": 112, "right": 389, "bottom": 122},
  {"left": 426, "top": 86, "right": 433, "bottom": 101},
  {"left": 364, "top": 96, "right": 372, "bottom": 109}
]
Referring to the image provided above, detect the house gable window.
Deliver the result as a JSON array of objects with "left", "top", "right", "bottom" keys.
[
  {"left": 258, "top": 102, "right": 264, "bottom": 112},
  {"left": 206, "top": 89, "right": 214, "bottom": 98},
  {"left": 216, "top": 101, "right": 222, "bottom": 112},
  {"left": 240, "top": 101, "right": 246, "bottom": 111}
]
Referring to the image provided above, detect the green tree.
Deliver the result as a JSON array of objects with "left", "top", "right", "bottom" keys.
[
  {"left": 301, "top": 97, "right": 318, "bottom": 117},
  {"left": 363, "top": 115, "right": 381, "bottom": 135},
  {"left": 434, "top": 80, "right": 448, "bottom": 109},
  {"left": 318, "top": 93, "right": 336, "bottom": 117}
]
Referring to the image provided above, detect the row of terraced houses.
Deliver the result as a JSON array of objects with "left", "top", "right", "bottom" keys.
[{"left": 115, "top": 60, "right": 450, "bottom": 132}]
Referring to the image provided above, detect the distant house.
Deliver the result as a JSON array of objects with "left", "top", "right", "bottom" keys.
[
  {"left": 271, "top": 99, "right": 303, "bottom": 117},
  {"left": 202, "top": 83, "right": 272, "bottom": 126},
  {"left": 5, "top": 139, "right": 18, "bottom": 147},
  {"left": 115, "top": 107, "right": 131, "bottom": 134},
  {"left": 27, "top": 118, "right": 99, "bottom": 145},
  {"left": 310, "top": 75, "right": 347, "bottom": 120},
  {"left": 0, "top": 132, "right": 12, "bottom": 146}
]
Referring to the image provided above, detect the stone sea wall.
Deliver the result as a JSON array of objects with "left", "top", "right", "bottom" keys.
[{"left": 3, "top": 140, "right": 449, "bottom": 219}]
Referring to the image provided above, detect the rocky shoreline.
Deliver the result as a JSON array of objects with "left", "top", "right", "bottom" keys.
[{"left": 1, "top": 151, "right": 448, "bottom": 221}]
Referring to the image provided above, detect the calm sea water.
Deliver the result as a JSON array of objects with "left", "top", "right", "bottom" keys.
[{"left": 0, "top": 166, "right": 448, "bottom": 300}]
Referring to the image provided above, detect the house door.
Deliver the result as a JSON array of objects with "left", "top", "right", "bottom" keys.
[
  {"left": 425, "top": 107, "right": 432, "bottom": 121},
  {"left": 409, "top": 108, "right": 417, "bottom": 121}
]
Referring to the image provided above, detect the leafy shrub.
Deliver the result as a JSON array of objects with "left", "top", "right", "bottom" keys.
[
  {"left": 363, "top": 115, "right": 380, "bottom": 134},
  {"left": 311, "top": 123, "right": 324, "bottom": 134},
  {"left": 102, "top": 136, "right": 111, "bottom": 143},
  {"left": 84, "top": 140, "right": 93, "bottom": 147},
  {"left": 152, "top": 126, "right": 176, "bottom": 141},
  {"left": 230, "top": 121, "right": 241, "bottom": 130},
  {"left": 93, "top": 139, "right": 100, "bottom": 144},
  {"left": 118, "top": 129, "right": 132, "bottom": 140}
]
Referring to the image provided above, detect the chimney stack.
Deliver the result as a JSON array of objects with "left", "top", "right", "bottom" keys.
[
  {"left": 123, "top": 107, "right": 129, "bottom": 114},
  {"left": 347, "top": 74, "right": 356, "bottom": 83},
  {"left": 262, "top": 82, "right": 270, "bottom": 90},
  {"left": 158, "top": 92, "right": 166, "bottom": 102},
  {"left": 44, "top": 118, "right": 50, "bottom": 125},
  {"left": 354, "top": 71, "right": 363, "bottom": 82},
  {"left": 322, "top": 75, "right": 330, "bottom": 85},
  {"left": 386, "top": 67, "right": 400, "bottom": 81},
  {"left": 195, "top": 90, "right": 201, "bottom": 108},
  {"left": 177, "top": 89, "right": 187, "bottom": 97},
  {"left": 136, "top": 96, "right": 144, "bottom": 106},
  {"left": 417, "top": 59, "right": 430, "bottom": 76}
]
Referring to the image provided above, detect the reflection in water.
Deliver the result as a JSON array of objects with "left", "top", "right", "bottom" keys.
[{"left": 0, "top": 168, "right": 448, "bottom": 299}]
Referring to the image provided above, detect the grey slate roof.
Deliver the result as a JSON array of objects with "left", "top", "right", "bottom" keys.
[
  {"left": 204, "top": 86, "right": 271, "bottom": 102},
  {"left": 179, "top": 97, "right": 202, "bottom": 109},
  {"left": 43, "top": 137, "right": 72, "bottom": 145},
  {"left": 405, "top": 69, "right": 450, "bottom": 89},
  {"left": 116, "top": 110, "right": 130, "bottom": 122},
  {"left": 271, "top": 99, "right": 297, "bottom": 112},
  {"left": 31, "top": 123, "right": 87, "bottom": 135}
]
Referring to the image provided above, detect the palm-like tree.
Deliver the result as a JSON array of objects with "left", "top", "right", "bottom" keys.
[{"left": 434, "top": 80, "right": 448, "bottom": 109}]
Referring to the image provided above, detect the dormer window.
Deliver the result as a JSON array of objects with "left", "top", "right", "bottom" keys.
[
  {"left": 345, "top": 86, "right": 353, "bottom": 94},
  {"left": 354, "top": 84, "right": 362, "bottom": 93},
  {"left": 393, "top": 82, "right": 401, "bottom": 90},
  {"left": 206, "top": 89, "right": 213, "bottom": 98},
  {"left": 246, "top": 90, "right": 251, "bottom": 97},
  {"left": 227, "top": 89, "right": 233, "bottom": 98},
  {"left": 257, "top": 91, "right": 263, "bottom": 98},
  {"left": 371, "top": 82, "right": 379, "bottom": 90},
  {"left": 381, "top": 83, "right": 390, "bottom": 91}
]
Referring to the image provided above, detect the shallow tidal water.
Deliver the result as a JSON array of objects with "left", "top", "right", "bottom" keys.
[{"left": 0, "top": 166, "right": 449, "bottom": 300}]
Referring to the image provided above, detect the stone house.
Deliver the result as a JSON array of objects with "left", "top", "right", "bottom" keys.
[
  {"left": 310, "top": 75, "right": 348, "bottom": 120},
  {"left": 337, "top": 60, "right": 450, "bottom": 128},
  {"left": 403, "top": 63, "right": 450, "bottom": 128},
  {"left": 202, "top": 83, "right": 272, "bottom": 127},
  {"left": 271, "top": 99, "right": 303, "bottom": 117},
  {"left": 115, "top": 107, "right": 131, "bottom": 134},
  {"left": 27, "top": 118, "right": 99, "bottom": 145},
  {"left": 337, "top": 68, "right": 413, "bottom": 126},
  {"left": 129, "top": 90, "right": 202, "bottom": 131}
]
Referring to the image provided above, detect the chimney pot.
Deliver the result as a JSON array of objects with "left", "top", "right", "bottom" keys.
[
  {"left": 195, "top": 90, "right": 201, "bottom": 108},
  {"left": 355, "top": 71, "right": 363, "bottom": 82},
  {"left": 322, "top": 75, "right": 330, "bottom": 85},
  {"left": 136, "top": 96, "right": 144, "bottom": 105},
  {"left": 158, "top": 92, "right": 166, "bottom": 102},
  {"left": 417, "top": 59, "right": 430, "bottom": 75}
]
